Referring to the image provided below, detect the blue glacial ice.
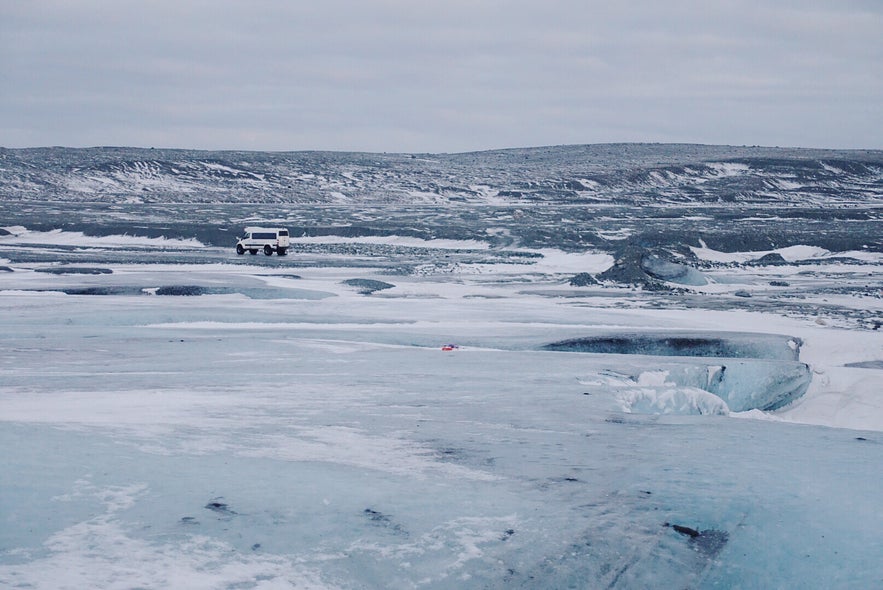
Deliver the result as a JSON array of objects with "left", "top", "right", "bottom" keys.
[
  {"left": 544, "top": 331, "right": 811, "bottom": 412},
  {"left": 0, "top": 262, "right": 881, "bottom": 589}
]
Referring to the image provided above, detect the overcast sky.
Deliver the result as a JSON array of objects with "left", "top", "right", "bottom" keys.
[{"left": 1, "top": 0, "right": 881, "bottom": 152}]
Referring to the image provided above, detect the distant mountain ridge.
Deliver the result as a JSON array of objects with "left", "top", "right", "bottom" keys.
[{"left": 1, "top": 144, "right": 881, "bottom": 206}]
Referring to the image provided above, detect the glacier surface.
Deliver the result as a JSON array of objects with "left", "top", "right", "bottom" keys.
[
  {"left": 1, "top": 144, "right": 881, "bottom": 588},
  {"left": 1, "top": 247, "right": 881, "bottom": 589}
]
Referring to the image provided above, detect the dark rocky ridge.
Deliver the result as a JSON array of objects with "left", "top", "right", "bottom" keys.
[
  {"left": 2, "top": 144, "right": 881, "bottom": 207},
  {"left": 1, "top": 144, "right": 880, "bottom": 271}
]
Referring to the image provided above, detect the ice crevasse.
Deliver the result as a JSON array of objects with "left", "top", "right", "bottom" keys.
[{"left": 546, "top": 331, "right": 812, "bottom": 414}]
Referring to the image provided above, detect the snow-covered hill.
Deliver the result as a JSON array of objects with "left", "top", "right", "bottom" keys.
[{"left": 2, "top": 144, "right": 881, "bottom": 206}]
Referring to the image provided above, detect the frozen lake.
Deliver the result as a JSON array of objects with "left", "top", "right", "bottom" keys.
[{"left": 1, "top": 221, "right": 881, "bottom": 588}]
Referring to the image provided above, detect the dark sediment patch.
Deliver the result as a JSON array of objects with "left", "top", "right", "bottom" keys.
[
  {"left": 747, "top": 252, "right": 788, "bottom": 266},
  {"left": 155, "top": 285, "right": 208, "bottom": 296},
  {"left": 19, "top": 284, "right": 313, "bottom": 299},
  {"left": 668, "top": 523, "right": 700, "bottom": 538},
  {"left": 342, "top": 278, "right": 395, "bottom": 294},
  {"left": 844, "top": 360, "right": 883, "bottom": 369},
  {"left": 664, "top": 522, "right": 729, "bottom": 557},
  {"left": 61, "top": 286, "right": 142, "bottom": 296},
  {"left": 569, "top": 272, "right": 599, "bottom": 286},
  {"left": 363, "top": 508, "right": 408, "bottom": 536},
  {"left": 596, "top": 249, "right": 667, "bottom": 291},
  {"left": 36, "top": 266, "right": 113, "bottom": 275},
  {"left": 205, "top": 499, "right": 237, "bottom": 517}
]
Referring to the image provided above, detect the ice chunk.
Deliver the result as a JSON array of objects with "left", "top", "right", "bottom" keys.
[
  {"left": 704, "top": 360, "right": 812, "bottom": 411},
  {"left": 616, "top": 386, "right": 730, "bottom": 415},
  {"left": 576, "top": 358, "right": 811, "bottom": 413},
  {"left": 660, "top": 360, "right": 813, "bottom": 412}
]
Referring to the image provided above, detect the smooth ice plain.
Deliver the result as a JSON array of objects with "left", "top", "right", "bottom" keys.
[{"left": 1, "top": 224, "right": 882, "bottom": 589}]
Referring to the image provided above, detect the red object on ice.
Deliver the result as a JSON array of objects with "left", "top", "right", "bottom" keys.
[{"left": 441, "top": 344, "right": 459, "bottom": 351}]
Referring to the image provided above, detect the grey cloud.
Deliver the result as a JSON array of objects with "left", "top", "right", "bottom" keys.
[{"left": 1, "top": 0, "right": 880, "bottom": 151}]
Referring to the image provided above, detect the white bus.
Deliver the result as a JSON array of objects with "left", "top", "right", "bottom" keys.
[{"left": 236, "top": 227, "right": 290, "bottom": 256}]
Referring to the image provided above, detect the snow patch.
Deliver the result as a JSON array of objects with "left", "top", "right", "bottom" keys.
[
  {"left": 707, "top": 162, "right": 751, "bottom": 175},
  {"left": 689, "top": 243, "right": 883, "bottom": 264},
  {"left": 1, "top": 513, "right": 334, "bottom": 589},
  {"left": 288, "top": 234, "right": 490, "bottom": 250},
  {"left": 523, "top": 249, "right": 613, "bottom": 275},
  {"left": 595, "top": 229, "right": 634, "bottom": 241},
  {"left": 0, "top": 226, "right": 205, "bottom": 249}
]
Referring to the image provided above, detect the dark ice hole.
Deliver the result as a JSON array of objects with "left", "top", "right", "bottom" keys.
[
  {"left": 543, "top": 331, "right": 803, "bottom": 362},
  {"left": 547, "top": 336, "right": 751, "bottom": 359},
  {"left": 155, "top": 285, "right": 208, "bottom": 296}
]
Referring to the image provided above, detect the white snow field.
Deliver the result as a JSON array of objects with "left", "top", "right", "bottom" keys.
[{"left": 1, "top": 232, "right": 882, "bottom": 589}]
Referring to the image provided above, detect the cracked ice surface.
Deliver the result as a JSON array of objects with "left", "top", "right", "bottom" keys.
[{"left": 1, "top": 260, "right": 882, "bottom": 589}]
